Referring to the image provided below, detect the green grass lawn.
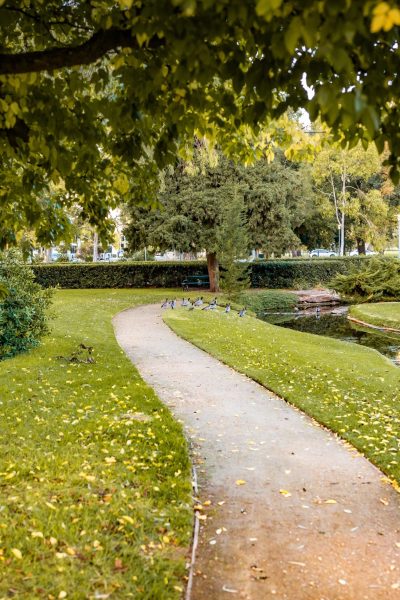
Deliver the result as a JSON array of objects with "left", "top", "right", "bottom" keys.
[
  {"left": 0, "top": 289, "right": 193, "bottom": 600},
  {"left": 164, "top": 308, "right": 400, "bottom": 486},
  {"left": 233, "top": 289, "right": 297, "bottom": 313},
  {"left": 350, "top": 302, "right": 400, "bottom": 330}
]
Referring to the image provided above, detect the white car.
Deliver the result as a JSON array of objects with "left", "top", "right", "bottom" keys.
[
  {"left": 349, "top": 249, "right": 377, "bottom": 256},
  {"left": 309, "top": 248, "right": 337, "bottom": 258}
]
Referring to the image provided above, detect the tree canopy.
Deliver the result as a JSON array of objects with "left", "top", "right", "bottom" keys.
[
  {"left": 124, "top": 147, "right": 314, "bottom": 289},
  {"left": 1, "top": 0, "right": 400, "bottom": 245}
]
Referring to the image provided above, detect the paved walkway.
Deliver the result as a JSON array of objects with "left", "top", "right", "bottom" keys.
[{"left": 113, "top": 305, "right": 400, "bottom": 600}]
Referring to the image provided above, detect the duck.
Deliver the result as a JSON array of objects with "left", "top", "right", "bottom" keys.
[
  {"left": 194, "top": 297, "right": 203, "bottom": 306},
  {"left": 225, "top": 304, "right": 231, "bottom": 313},
  {"left": 161, "top": 299, "right": 168, "bottom": 308},
  {"left": 181, "top": 298, "right": 189, "bottom": 307},
  {"left": 238, "top": 307, "right": 246, "bottom": 317},
  {"left": 169, "top": 298, "right": 176, "bottom": 309}
]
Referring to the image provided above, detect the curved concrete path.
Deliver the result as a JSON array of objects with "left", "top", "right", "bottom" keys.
[{"left": 113, "top": 305, "right": 400, "bottom": 600}]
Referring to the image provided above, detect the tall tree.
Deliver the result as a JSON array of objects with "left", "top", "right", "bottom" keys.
[
  {"left": 125, "top": 148, "right": 313, "bottom": 289},
  {"left": 312, "top": 144, "right": 382, "bottom": 255},
  {"left": 1, "top": 1, "right": 400, "bottom": 244},
  {"left": 217, "top": 186, "right": 250, "bottom": 297}
]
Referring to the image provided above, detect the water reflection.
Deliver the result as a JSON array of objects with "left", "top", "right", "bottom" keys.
[{"left": 260, "top": 307, "right": 400, "bottom": 364}]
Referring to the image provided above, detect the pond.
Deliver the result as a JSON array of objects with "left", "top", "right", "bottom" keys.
[{"left": 260, "top": 307, "right": 400, "bottom": 365}]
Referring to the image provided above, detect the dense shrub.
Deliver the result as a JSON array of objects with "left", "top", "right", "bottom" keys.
[
  {"left": 330, "top": 257, "right": 400, "bottom": 301},
  {"left": 0, "top": 250, "right": 53, "bottom": 360},
  {"left": 31, "top": 258, "right": 370, "bottom": 290}
]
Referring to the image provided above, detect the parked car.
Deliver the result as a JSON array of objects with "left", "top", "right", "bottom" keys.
[
  {"left": 309, "top": 248, "right": 337, "bottom": 258},
  {"left": 348, "top": 249, "right": 377, "bottom": 256}
]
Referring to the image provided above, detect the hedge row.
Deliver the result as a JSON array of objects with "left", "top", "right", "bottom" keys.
[
  {"left": 31, "top": 258, "right": 369, "bottom": 289},
  {"left": 250, "top": 257, "right": 366, "bottom": 288},
  {"left": 31, "top": 261, "right": 209, "bottom": 289}
]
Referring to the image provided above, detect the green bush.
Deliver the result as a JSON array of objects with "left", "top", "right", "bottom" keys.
[
  {"left": 0, "top": 250, "right": 53, "bottom": 360},
  {"left": 330, "top": 257, "right": 400, "bottom": 301},
  {"left": 31, "top": 257, "right": 370, "bottom": 290}
]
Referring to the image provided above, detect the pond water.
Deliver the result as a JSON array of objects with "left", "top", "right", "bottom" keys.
[{"left": 260, "top": 307, "right": 400, "bottom": 365}]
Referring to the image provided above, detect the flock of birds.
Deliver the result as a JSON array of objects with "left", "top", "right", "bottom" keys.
[{"left": 161, "top": 296, "right": 246, "bottom": 317}]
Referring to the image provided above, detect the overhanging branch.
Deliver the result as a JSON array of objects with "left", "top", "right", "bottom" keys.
[{"left": 0, "top": 27, "right": 140, "bottom": 75}]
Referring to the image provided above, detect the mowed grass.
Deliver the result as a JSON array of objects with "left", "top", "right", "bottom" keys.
[
  {"left": 350, "top": 302, "right": 400, "bottom": 330},
  {"left": 0, "top": 289, "right": 193, "bottom": 600},
  {"left": 164, "top": 308, "right": 400, "bottom": 484}
]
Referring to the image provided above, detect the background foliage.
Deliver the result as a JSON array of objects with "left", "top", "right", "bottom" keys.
[{"left": 2, "top": 1, "right": 400, "bottom": 246}]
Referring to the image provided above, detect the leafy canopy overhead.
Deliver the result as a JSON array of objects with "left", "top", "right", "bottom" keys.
[{"left": 0, "top": 0, "right": 398, "bottom": 245}]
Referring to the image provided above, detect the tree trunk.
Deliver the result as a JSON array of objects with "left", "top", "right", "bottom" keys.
[
  {"left": 93, "top": 232, "right": 98, "bottom": 262},
  {"left": 340, "top": 213, "right": 345, "bottom": 256},
  {"left": 207, "top": 252, "right": 219, "bottom": 292},
  {"left": 356, "top": 238, "right": 366, "bottom": 255}
]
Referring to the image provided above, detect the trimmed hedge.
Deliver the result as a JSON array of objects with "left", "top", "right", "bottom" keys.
[
  {"left": 31, "top": 261, "right": 209, "bottom": 289},
  {"left": 31, "top": 258, "right": 370, "bottom": 289},
  {"left": 250, "top": 257, "right": 367, "bottom": 288}
]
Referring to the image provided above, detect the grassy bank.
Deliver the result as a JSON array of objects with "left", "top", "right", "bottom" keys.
[
  {"left": 0, "top": 289, "right": 192, "bottom": 600},
  {"left": 350, "top": 302, "right": 400, "bottom": 330},
  {"left": 233, "top": 289, "right": 297, "bottom": 313},
  {"left": 164, "top": 308, "right": 400, "bottom": 484}
]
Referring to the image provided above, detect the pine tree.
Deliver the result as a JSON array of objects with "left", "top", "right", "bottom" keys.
[{"left": 217, "top": 186, "right": 250, "bottom": 298}]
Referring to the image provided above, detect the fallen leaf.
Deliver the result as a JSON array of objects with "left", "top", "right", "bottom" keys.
[
  {"left": 235, "top": 480, "right": 246, "bottom": 486},
  {"left": 11, "top": 548, "right": 22, "bottom": 560},
  {"left": 279, "top": 489, "right": 292, "bottom": 497},
  {"left": 380, "top": 498, "right": 389, "bottom": 506},
  {"left": 324, "top": 499, "right": 337, "bottom": 504}
]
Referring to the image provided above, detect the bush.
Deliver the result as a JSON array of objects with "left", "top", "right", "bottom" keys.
[
  {"left": 0, "top": 250, "right": 53, "bottom": 360},
  {"left": 30, "top": 257, "right": 372, "bottom": 290},
  {"left": 330, "top": 257, "right": 400, "bottom": 301}
]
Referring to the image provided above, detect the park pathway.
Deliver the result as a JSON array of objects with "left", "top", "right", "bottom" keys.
[{"left": 113, "top": 305, "right": 400, "bottom": 600}]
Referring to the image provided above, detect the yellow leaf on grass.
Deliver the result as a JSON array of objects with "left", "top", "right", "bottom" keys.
[
  {"left": 11, "top": 548, "right": 22, "bottom": 559},
  {"left": 31, "top": 531, "right": 44, "bottom": 538}
]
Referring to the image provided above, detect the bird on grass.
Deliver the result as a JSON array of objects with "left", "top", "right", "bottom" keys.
[
  {"left": 188, "top": 300, "right": 194, "bottom": 311},
  {"left": 161, "top": 299, "right": 168, "bottom": 308},
  {"left": 181, "top": 298, "right": 189, "bottom": 307},
  {"left": 238, "top": 307, "right": 246, "bottom": 317},
  {"left": 210, "top": 297, "right": 217, "bottom": 306},
  {"left": 194, "top": 297, "right": 204, "bottom": 306},
  {"left": 202, "top": 302, "right": 217, "bottom": 310},
  {"left": 225, "top": 304, "right": 231, "bottom": 313},
  {"left": 169, "top": 298, "right": 176, "bottom": 309}
]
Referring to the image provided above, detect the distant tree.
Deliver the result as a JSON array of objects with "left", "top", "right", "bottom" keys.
[
  {"left": 125, "top": 148, "right": 313, "bottom": 290},
  {"left": 312, "top": 144, "right": 385, "bottom": 255}
]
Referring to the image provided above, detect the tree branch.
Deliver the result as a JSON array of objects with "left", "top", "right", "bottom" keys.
[{"left": 0, "top": 28, "right": 146, "bottom": 75}]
